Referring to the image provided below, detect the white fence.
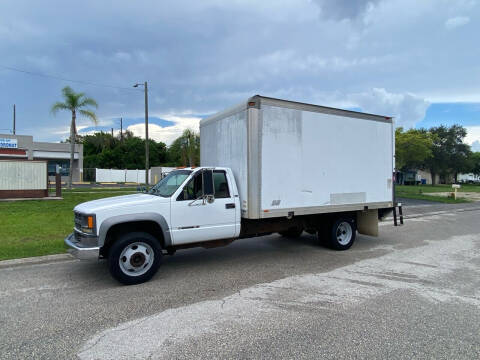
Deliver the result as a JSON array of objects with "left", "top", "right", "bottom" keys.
[
  {"left": 95, "top": 167, "right": 176, "bottom": 183},
  {"left": 0, "top": 160, "right": 47, "bottom": 190}
]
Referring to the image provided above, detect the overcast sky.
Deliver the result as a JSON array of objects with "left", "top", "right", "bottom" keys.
[{"left": 0, "top": 0, "right": 479, "bottom": 149}]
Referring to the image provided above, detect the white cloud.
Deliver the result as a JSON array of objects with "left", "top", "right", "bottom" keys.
[
  {"left": 464, "top": 125, "right": 480, "bottom": 146},
  {"left": 348, "top": 88, "right": 430, "bottom": 128},
  {"left": 113, "top": 51, "right": 132, "bottom": 62},
  {"left": 127, "top": 115, "right": 201, "bottom": 145},
  {"left": 445, "top": 16, "right": 470, "bottom": 29},
  {"left": 471, "top": 140, "right": 480, "bottom": 152}
]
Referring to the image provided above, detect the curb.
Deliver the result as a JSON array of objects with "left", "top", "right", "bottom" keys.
[
  {"left": 0, "top": 253, "right": 75, "bottom": 269},
  {"left": 0, "top": 197, "right": 63, "bottom": 202}
]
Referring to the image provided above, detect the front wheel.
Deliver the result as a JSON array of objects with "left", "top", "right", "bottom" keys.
[
  {"left": 325, "top": 217, "right": 356, "bottom": 250},
  {"left": 108, "top": 232, "right": 162, "bottom": 285}
]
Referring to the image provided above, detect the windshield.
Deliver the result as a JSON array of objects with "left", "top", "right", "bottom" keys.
[{"left": 148, "top": 170, "right": 192, "bottom": 197}]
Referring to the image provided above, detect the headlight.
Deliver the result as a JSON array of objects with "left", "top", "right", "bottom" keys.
[{"left": 75, "top": 213, "right": 96, "bottom": 234}]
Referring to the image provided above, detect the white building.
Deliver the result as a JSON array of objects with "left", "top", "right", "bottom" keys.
[{"left": 0, "top": 134, "right": 83, "bottom": 182}]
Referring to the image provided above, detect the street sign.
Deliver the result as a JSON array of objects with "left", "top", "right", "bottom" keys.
[{"left": 0, "top": 138, "right": 18, "bottom": 149}]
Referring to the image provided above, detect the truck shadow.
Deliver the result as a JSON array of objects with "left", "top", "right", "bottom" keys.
[
  {"left": 70, "top": 232, "right": 384, "bottom": 288},
  {"left": 161, "top": 232, "right": 381, "bottom": 270}
]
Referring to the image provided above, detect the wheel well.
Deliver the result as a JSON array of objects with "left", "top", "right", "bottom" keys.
[
  {"left": 101, "top": 221, "right": 165, "bottom": 257},
  {"left": 303, "top": 211, "right": 357, "bottom": 232}
]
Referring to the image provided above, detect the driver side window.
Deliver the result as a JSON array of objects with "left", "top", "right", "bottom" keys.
[{"left": 177, "top": 173, "right": 203, "bottom": 201}]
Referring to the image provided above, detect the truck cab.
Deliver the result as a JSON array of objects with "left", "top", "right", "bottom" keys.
[{"left": 65, "top": 167, "right": 241, "bottom": 284}]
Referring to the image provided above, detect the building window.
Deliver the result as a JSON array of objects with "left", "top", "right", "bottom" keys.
[{"left": 47, "top": 160, "right": 70, "bottom": 176}]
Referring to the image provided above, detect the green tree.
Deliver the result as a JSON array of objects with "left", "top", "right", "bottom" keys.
[
  {"left": 469, "top": 152, "right": 480, "bottom": 176},
  {"left": 81, "top": 130, "right": 167, "bottom": 170},
  {"left": 424, "top": 125, "right": 471, "bottom": 184},
  {"left": 167, "top": 129, "right": 200, "bottom": 166},
  {"left": 395, "top": 127, "right": 432, "bottom": 171},
  {"left": 51, "top": 86, "right": 98, "bottom": 188}
]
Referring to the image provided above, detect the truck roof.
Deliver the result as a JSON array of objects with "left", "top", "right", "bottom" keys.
[
  {"left": 200, "top": 95, "right": 393, "bottom": 127},
  {"left": 173, "top": 167, "right": 230, "bottom": 172}
]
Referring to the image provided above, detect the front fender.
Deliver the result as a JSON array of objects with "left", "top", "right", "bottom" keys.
[{"left": 98, "top": 213, "right": 171, "bottom": 247}]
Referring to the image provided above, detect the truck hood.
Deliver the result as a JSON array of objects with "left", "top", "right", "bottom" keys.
[{"left": 74, "top": 193, "right": 168, "bottom": 213}]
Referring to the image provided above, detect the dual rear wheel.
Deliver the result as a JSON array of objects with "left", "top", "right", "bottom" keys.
[
  {"left": 322, "top": 217, "right": 357, "bottom": 250},
  {"left": 279, "top": 216, "right": 357, "bottom": 250}
]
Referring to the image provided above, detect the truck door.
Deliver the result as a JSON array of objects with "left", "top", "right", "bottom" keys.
[{"left": 170, "top": 169, "right": 236, "bottom": 245}]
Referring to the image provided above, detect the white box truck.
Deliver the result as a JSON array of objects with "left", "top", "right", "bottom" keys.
[{"left": 65, "top": 95, "right": 395, "bottom": 285}]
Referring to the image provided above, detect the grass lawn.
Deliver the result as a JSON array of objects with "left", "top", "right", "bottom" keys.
[
  {"left": 395, "top": 184, "right": 477, "bottom": 203},
  {"left": 0, "top": 189, "right": 136, "bottom": 261}
]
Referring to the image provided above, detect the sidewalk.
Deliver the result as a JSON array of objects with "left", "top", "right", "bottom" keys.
[{"left": 397, "top": 197, "right": 480, "bottom": 217}]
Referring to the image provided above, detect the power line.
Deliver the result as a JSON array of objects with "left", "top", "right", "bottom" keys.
[{"left": 0, "top": 65, "right": 143, "bottom": 92}]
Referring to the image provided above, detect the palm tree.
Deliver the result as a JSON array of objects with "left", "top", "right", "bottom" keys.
[
  {"left": 51, "top": 86, "right": 98, "bottom": 189},
  {"left": 181, "top": 129, "right": 199, "bottom": 167}
]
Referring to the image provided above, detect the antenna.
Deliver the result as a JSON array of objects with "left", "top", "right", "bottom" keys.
[{"left": 13, "top": 104, "right": 16, "bottom": 134}]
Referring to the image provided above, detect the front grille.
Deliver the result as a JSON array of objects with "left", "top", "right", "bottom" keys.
[
  {"left": 73, "top": 230, "right": 99, "bottom": 248},
  {"left": 74, "top": 212, "right": 82, "bottom": 230}
]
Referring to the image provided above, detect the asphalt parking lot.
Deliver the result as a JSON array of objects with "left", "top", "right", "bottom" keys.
[{"left": 1, "top": 203, "right": 479, "bottom": 359}]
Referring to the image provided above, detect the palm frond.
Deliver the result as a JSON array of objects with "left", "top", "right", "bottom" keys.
[
  {"left": 78, "top": 97, "right": 98, "bottom": 109},
  {"left": 73, "top": 92, "right": 85, "bottom": 104},
  {"left": 79, "top": 109, "right": 98, "bottom": 124},
  {"left": 61, "top": 86, "right": 75, "bottom": 99},
  {"left": 54, "top": 86, "right": 98, "bottom": 121},
  {"left": 51, "top": 102, "right": 70, "bottom": 115}
]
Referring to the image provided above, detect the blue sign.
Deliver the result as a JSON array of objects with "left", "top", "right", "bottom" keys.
[{"left": 0, "top": 138, "right": 18, "bottom": 149}]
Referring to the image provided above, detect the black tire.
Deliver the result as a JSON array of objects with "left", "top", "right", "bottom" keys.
[
  {"left": 278, "top": 227, "right": 304, "bottom": 238},
  {"left": 108, "top": 232, "right": 162, "bottom": 285},
  {"left": 317, "top": 225, "right": 330, "bottom": 246},
  {"left": 323, "top": 217, "right": 356, "bottom": 250}
]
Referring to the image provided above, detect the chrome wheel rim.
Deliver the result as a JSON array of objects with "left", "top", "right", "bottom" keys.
[
  {"left": 336, "top": 222, "right": 353, "bottom": 246},
  {"left": 119, "top": 242, "right": 154, "bottom": 276}
]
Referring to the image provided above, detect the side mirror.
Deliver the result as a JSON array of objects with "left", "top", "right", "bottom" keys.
[{"left": 205, "top": 194, "right": 215, "bottom": 204}]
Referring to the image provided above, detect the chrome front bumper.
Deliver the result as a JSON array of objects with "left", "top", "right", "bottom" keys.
[{"left": 64, "top": 232, "right": 100, "bottom": 260}]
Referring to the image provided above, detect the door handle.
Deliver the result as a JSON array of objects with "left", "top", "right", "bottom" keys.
[{"left": 225, "top": 203, "right": 235, "bottom": 209}]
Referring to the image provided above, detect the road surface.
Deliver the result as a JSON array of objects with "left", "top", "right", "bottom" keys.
[{"left": 1, "top": 204, "right": 479, "bottom": 359}]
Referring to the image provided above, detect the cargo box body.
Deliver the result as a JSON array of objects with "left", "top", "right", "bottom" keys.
[{"left": 200, "top": 95, "right": 394, "bottom": 219}]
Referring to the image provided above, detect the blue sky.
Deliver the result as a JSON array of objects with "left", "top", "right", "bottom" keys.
[
  {"left": 419, "top": 103, "right": 480, "bottom": 128},
  {"left": 419, "top": 103, "right": 480, "bottom": 151},
  {"left": 0, "top": 0, "right": 479, "bottom": 148}
]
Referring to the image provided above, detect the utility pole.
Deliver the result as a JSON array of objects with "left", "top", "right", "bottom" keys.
[
  {"left": 13, "top": 104, "right": 16, "bottom": 135},
  {"left": 144, "top": 81, "right": 149, "bottom": 186},
  {"left": 133, "top": 81, "right": 149, "bottom": 185},
  {"left": 120, "top": 117, "right": 123, "bottom": 141}
]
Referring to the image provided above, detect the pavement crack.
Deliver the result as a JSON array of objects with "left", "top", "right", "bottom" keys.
[
  {"left": 80, "top": 332, "right": 108, "bottom": 355},
  {"left": 113, "top": 317, "right": 151, "bottom": 333},
  {"left": 399, "top": 261, "right": 438, "bottom": 268}
]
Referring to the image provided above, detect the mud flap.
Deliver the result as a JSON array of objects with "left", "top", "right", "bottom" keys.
[{"left": 357, "top": 209, "right": 379, "bottom": 237}]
